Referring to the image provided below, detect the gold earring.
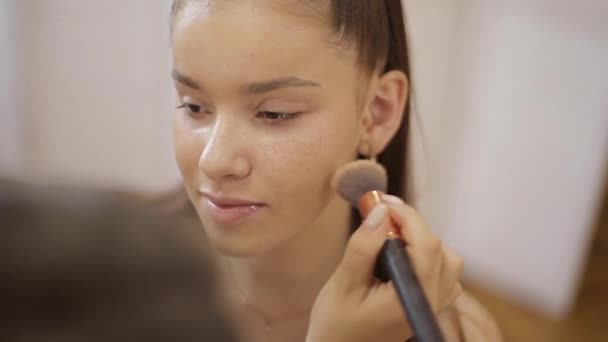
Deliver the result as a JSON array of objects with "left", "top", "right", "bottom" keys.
[
  {"left": 360, "top": 143, "right": 379, "bottom": 162},
  {"left": 367, "top": 145, "right": 377, "bottom": 163},
  {"left": 359, "top": 143, "right": 371, "bottom": 158}
]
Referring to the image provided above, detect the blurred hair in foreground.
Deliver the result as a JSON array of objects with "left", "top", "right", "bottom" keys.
[{"left": 0, "top": 180, "right": 238, "bottom": 342}]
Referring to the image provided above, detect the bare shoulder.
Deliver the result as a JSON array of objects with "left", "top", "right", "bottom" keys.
[{"left": 437, "top": 291, "right": 504, "bottom": 342}]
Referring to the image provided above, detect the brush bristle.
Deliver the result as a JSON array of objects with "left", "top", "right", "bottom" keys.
[{"left": 332, "top": 160, "right": 388, "bottom": 206}]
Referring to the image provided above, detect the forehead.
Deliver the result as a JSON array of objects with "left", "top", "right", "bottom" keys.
[
  {"left": 174, "top": 0, "right": 331, "bottom": 41},
  {"left": 174, "top": 0, "right": 327, "bottom": 20},
  {"left": 171, "top": 1, "right": 358, "bottom": 88}
]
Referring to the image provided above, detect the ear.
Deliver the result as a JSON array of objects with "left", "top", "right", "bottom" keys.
[{"left": 358, "top": 70, "right": 409, "bottom": 157}]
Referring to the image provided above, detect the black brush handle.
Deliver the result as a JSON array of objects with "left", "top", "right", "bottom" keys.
[{"left": 376, "top": 239, "right": 445, "bottom": 342}]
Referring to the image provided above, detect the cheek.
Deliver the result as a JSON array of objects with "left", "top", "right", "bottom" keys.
[
  {"left": 173, "top": 113, "right": 203, "bottom": 184},
  {"left": 259, "top": 112, "right": 360, "bottom": 207}
]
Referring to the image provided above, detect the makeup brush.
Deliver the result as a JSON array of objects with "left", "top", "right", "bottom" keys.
[{"left": 332, "top": 159, "right": 445, "bottom": 342}]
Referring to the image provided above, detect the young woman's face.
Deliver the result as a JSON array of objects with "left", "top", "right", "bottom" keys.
[{"left": 172, "top": 1, "right": 365, "bottom": 256}]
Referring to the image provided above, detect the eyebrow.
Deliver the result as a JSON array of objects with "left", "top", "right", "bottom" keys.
[
  {"left": 172, "top": 70, "right": 202, "bottom": 90},
  {"left": 246, "top": 77, "right": 321, "bottom": 94},
  {"left": 172, "top": 70, "right": 320, "bottom": 94}
]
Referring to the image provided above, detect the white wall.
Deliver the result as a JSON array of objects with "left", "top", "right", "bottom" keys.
[
  {"left": 407, "top": 0, "right": 608, "bottom": 317},
  {"left": 0, "top": 0, "right": 21, "bottom": 177},
  {"left": 16, "top": 0, "right": 179, "bottom": 191},
  {"left": 404, "top": 0, "right": 480, "bottom": 230}
]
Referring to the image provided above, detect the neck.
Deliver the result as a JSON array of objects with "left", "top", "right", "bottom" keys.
[{"left": 221, "top": 196, "right": 352, "bottom": 322}]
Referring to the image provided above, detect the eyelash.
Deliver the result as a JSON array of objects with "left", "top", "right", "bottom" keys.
[
  {"left": 177, "top": 103, "right": 206, "bottom": 115},
  {"left": 257, "top": 111, "right": 300, "bottom": 121},
  {"left": 177, "top": 103, "right": 300, "bottom": 122}
]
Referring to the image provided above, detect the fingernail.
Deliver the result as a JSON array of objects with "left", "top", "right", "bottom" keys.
[
  {"left": 364, "top": 204, "right": 387, "bottom": 231},
  {"left": 382, "top": 194, "right": 404, "bottom": 204}
]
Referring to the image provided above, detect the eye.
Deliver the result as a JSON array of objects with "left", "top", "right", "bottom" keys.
[
  {"left": 177, "top": 102, "right": 211, "bottom": 117},
  {"left": 177, "top": 103, "right": 200, "bottom": 113},
  {"left": 257, "top": 111, "right": 299, "bottom": 121}
]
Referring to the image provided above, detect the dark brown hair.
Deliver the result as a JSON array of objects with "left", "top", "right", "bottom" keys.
[
  {"left": 330, "top": 0, "right": 410, "bottom": 199},
  {"left": 171, "top": 0, "right": 411, "bottom": 200}
]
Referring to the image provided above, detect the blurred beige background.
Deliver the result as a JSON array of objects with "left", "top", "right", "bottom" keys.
[
  {"left": 1, "top": 0, "right": 607, "bottom": 336},
  {"left": 0, "top": 0, "right": 179, "bottom": 190}
]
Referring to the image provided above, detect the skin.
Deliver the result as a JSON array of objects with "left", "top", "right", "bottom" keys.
[
  {"left": 172, "top": 4, "right": 365, "bottom": 338},
  {"left": 172, "top": 1, "right": 501, "bottom": 341}
]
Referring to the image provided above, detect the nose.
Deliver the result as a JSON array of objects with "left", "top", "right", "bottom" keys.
[{"left": 198, "top": 118, "right": 251, "bottom": 181}]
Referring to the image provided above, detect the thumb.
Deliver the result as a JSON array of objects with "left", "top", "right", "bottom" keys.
[{"left": 334, "top": 204, "right": 390, "bottom": 293}]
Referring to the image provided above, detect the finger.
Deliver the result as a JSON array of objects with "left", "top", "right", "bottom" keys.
[
  {"left": 422, "top": 236, "right": 444, "bottom": 311},
  {"left": 439, "top": 283, "right": 464, "bottom": 312},
  {"left": 437, "top": 247, "right": 464, "bottom": 310},
  {"left": 381, "top": 195, "right": 445, "bottom": 308},
  {"left": 439, "top": 247, "right": 464, "bottom": 294},
  {"left": 333, "top": 204, "right": 390, "bottom": 294},
  {"left": 381, "top": 194, "right": 432, "bottom": 247},
  {"left": 381, "top": 196, "right": 442, "bottom": 276}
]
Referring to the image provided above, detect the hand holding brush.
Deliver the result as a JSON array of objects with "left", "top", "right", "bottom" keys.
[{"left": 306, "top": 160, "right": 463, "bottom": 342}]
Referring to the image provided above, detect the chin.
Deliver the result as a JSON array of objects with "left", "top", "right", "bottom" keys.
[
  {"left": 214, "top": 244, "right": 264, "bottom": 258},
  {"left": 202, "top": 223, "right": 282, "bottom": 258},
  {"left": 210, "top": 237, "right": 278, "bottom": 258}
]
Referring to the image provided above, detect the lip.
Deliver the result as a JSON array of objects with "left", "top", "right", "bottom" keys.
[{"left": 199, "top": 191, "right": 266, "bottom": 226}]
